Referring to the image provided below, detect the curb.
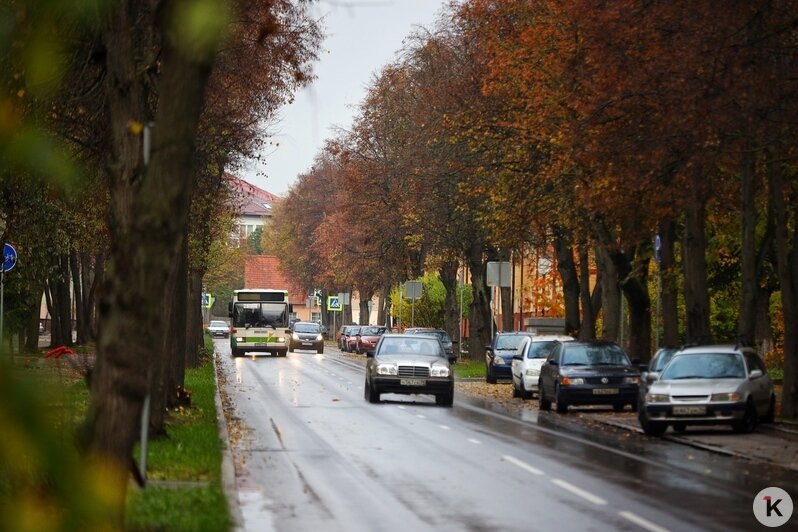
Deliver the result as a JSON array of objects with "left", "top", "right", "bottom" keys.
[{"left": 213, "top": 352, "right": 244, "bottom": 530}]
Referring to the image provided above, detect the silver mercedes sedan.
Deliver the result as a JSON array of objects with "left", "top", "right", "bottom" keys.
[
  {"left": 364, "top": 334, "right": 454, "bottom": 406},
  {"left": 639, "top": 345, "right": 775, "bottom": 436}
]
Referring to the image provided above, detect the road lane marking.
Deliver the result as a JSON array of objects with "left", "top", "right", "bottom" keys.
[
  {"left": 551, "top": 479, "right": 607, "bottom": 505},
  {"left": 618, "top": 511, "right": 670, "bottom": 532},
  {"left": 416, "top": 414, "right": 426, "bottom": 419},
  {"left": 439, "top": 425, "right": 451, "bottom": 430},
  {"left": 503, "top": 455, "right": 544, "bottom": 476},
  {"left": 467, "top": 438, "right": 481, "bottom": 445},
  {"left": 397, "top": 406, "right": 406, "bottom": 410}
]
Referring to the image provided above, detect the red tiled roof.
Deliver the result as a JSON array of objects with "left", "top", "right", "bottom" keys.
[
  {"left": 225, "top": 173, "right": 281, "bottom": 217},
  {"left": 244, "top": 256, "right": 307, "bottom": 305}
]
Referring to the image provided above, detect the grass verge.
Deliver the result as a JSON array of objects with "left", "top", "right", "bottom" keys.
[{"left": 454, "top": 357, "right": 486, "bottom": 379}]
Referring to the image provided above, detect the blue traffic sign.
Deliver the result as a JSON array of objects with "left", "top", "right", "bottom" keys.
[
  {"left": 654, "top": 234, "right": 662, "bottom": 263},
  {"left": 2, "top": 243, "right": 17, "bottom": 273}
]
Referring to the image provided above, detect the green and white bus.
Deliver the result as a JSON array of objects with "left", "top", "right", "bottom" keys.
[{"left": 229, "top": 289, "right": 292, "bottom": 357}]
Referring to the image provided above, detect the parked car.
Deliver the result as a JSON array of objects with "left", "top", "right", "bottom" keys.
[
  {"left": 406, "top": 328, "right": 457, "bottom": 363},
  {"left": 288, "top": 321, "right": 324, "bottom": 354},
  {"left": 638, "top": 347, "right": 680, "bottom": 399},
  {"left": 511, "top": 335, "right": 574, "bottom": 399},
  {"left": 336, "top": 325, "right": 351, "bottom": 349},
  {"left": 638, "top": 345, "right": 775, "bottom": 436},
  {"left": 207, "top": 320, "right": 229, "bottom": 338},
  {"left": 364, "top": 334, "right": 454, "bottom": 406},
  {"left": 485, "top": 332, "right": 536, "bottom": 383},
  {"left": 344, "top": 326, "right": 361, "bottom": 352},
  {"left": 539, "top": 341, "right": 640, "bottom": 414},
  {"left": 356, "top": 326, "right": 388, "bottom": 354}
]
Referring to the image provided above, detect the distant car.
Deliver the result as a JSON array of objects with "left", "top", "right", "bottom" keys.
[
  {"left": 406, "top": 328, "right": 457, "bottom": 363},
  {"left": 288, "top": 321, "right": 324, "bottom": 354},
  {"left": 336, "top": 325, "right": 351, "bottom": 349},
  {"left": 207, "top": 320, "right": 229, "bottom": 338},
  {"left": 364, "top": 334, "right": 454, "bottom": 406},
  {"left": 343, "top": 326, "right": 361, "bottom": 352},
  {"left": 355, "top": 326, "right": 388, "bottom": 354},
  {"left": 638, "top": 345, "right": 775, "bottom": 436},
  {"left": 638, "top": 347, "right": 680, "bottom": 400},
  {"left": 485, "top": 332, "right": 536, "bottom": 383},
  {"left": 538, "top": 341, "right": 640, "bottom": 414},
  {"left": 511, "top": 335, "right": 574, "bottom": 399}
]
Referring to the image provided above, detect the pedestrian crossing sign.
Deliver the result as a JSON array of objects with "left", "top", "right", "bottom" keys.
[{"left": 327, "top": 296, "right": 342, "bottom": 312}]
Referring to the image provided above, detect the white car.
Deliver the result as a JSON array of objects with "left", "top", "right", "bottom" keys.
[
  {"left": 511, "top": 335, "right": 574, "bottom": 399},
  {"left": 207, "top": 320, "right": 229, "bottom": 338}
]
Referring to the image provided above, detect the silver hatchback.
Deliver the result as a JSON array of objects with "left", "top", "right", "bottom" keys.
[{"left": 639, "top": 345, "right": 775, "bottom": 436}]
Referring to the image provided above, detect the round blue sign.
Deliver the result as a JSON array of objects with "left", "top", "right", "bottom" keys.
[{"left": 2, "top": 243, "right": 17, "bottom": 273}]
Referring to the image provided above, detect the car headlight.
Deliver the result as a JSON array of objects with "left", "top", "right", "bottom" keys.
[
  {"left": 431, "top": 366, "right": 450, "bottom": 377},
  {"left": 561, "top": 377, "right": 584, "bottom": 386},
  {"left": 525, "top": 368, "right": 540, "bottom": 376},
  {"left": 377, "top": 364, "right": 398, "bottom": 376},
  {"left": 492, "top": 356, "right": 506, "bottom": 365},
  {"left": 710, "top": 392, "right": 741, "bottom": 402},
  {"left": 292, "top": 333, "right": 300, "bottom": 341},
  {"left": 624, "top": 376, "right": 640, "bottom": 384},
  {"left": 277, "top": 337, "right": 285, "bottom": 343},
  {"left": 316, "top": 334, "right": 323, "bottom": 341},
  {"left": 236, "top": 337, "right": 244, "bottom": 342},
  {"left": 645, "top": 394, "right": 669, "bottom": 403}
]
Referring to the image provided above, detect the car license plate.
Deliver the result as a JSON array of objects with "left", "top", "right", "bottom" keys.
[
  {"left": 673, "top": 406, "right": 706, "bottom": 416},
  {"left": 254, "top": 342, "right": 267, "bottom": 347},
  {"left": 592, "top": 388, "right": 619, "bottom": 395},
  {"left": 400, "top": 379, "right": 425, "bottom": 386},
  {"left": 302, "top": 342, "right": 312, "bottom": 346}
]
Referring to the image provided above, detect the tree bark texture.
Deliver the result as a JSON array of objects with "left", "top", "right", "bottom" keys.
[
  {"left": 658, "top": 220, "right": 680, "bottom": 348},
  {"left": 738, "top": 151, "right": 758, "bottom": 345},
  {"left": 577, "top": 240, "right": 596, "bottom": 340},
  {"left": 595, "top": 243, "right": 620, "bottom": 341},
  {"left": 682, "top": 195, "right": 712, "bottom": 343},
  {"left": 439, "top": 259, "right": 459, "bottom": 343},
  {"left": 466, "top": 242, "right": 492, "bottom": 360},
  {"left": 185, "top": 268, "right": 205, "bottom": 368},
  {"left": 553, "top": 227, "right": 580, "bottom": 336}
]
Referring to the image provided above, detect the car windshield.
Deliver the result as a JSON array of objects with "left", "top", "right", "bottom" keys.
[
  {"left": 660, "top": 353, "right": 746, "bottom": 380},
  {"left": 527, "top": 341, "right": 557, "bottom": 359},
  {"left": 412, "top": 330, "right": 450, "bottom": 343},
  {"left": 361, "top": 326, "right": 386, "bottom": 335},
  {"left": 378, "top": 337, "right": 443, "bottom": 357},
  {"left": 651, "top": 348, "right": 679, "bottom": 372},
  {"left": 495, "top": 335, "right": 527, "bottom": 350},
  {"left": 347, "top": 327, "right": 360, "bottom": 335},
  {"left": 209, "top": 321, "right": 226, "bottom": 328},
  {"left": 294, "top": 323, "right": 320, "bottom": 333},
  {"left": 562, "top": 344, "right": 630, "bottom": 366}
]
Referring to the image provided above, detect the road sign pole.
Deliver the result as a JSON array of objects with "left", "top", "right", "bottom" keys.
[{"left": 1, "top": 266, "right": 4, "bottom": 354}]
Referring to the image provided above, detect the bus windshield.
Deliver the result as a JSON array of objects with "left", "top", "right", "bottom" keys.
[{"left": 233, "top": 302, "right": 288, "bottom": 328}]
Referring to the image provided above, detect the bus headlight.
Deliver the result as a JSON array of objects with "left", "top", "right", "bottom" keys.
[{"left": 236, "top": 337, "right": 244, "bottom": 343}]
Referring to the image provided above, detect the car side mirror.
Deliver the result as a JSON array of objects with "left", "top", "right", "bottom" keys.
[
  {"left": 749, "top": 369, "right": 763, "bottom": 379},
  {"left": 512, "top": 354, "right": 523, "bottom": 361},
  {"left": 647, "top": 372, "right": 659, "bottom": 382}
]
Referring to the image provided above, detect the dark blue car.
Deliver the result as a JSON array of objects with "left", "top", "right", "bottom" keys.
[{"left": 485, "top": 332, "right": 535, "bottom": 383}]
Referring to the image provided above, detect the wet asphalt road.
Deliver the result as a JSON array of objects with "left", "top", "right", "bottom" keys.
[{"left": 216, "top": 340, "right": 796, "bottom": 532}]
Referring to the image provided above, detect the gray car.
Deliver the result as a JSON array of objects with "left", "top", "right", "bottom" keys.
[
  {"left": 364, "top": 334, "right": 454, "bottom": 406},
  {"left": 639, "top": 345, "right": 775, "bottom": 436}
]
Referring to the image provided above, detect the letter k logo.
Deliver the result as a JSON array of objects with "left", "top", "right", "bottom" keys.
[{"left": 764, "top": 496, "right": 783, "bottom": 517}]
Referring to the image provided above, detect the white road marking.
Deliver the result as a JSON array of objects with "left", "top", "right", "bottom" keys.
[
  {"left": 551, "top": 478, "right": 607, "bottom": 505},
  {"left": 618, "top": 511, "right": 670, "bottom": 532},
  {"left": 502, "top": 455, "right": 544, "bottom": 476},
  {"left": 439, "top": 425, "right": 451, "bottom": 430},
  {"left": 467, "top": 438, "right": 481, "bottom": 445},
  {"left": 397, "top": 406, "right": 406, "bottom": 410},
  {"left": 416, "top": 414, "right": 426, "bottom": 419}
]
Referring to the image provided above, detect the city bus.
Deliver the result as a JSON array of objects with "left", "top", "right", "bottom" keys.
[{"left": 229, "top": 289, "right": 292, "bottom": 357}]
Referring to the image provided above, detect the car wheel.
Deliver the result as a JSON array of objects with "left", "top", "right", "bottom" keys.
[
  {"left": 555, "top": 385, "right": 569, "bottom": 414},
  {"left": 512, "top": 381, "right": 520, "bottom": 398},
  {"left": 317, "top": 348, "right": 324, "bottom": 355},
  {"left": 436, "top": 392, "right": 454, "bottom": 407},
  {"left": 762, "top": 395, "right": 776, "bottom": 424},
  {"left": 486, "top": 366, "right": 497, "bottom": 384},
  {"left": 672, "top": 423, "right": 687, "bottom": 433},
  {"left": 639, "top": 411, "right": 668, "bottom": 437},
  {"left": 539, "top": 385, "right": 552, "bottom": 411},
  {"left": 365, "top": 378, "right": 380, "bottom": 403},
  {"left": 732, "top": 398, "right": 758, "bottom": 433},
  {"left": 519, "top": 379, "right": 532, "bottom": 400}
]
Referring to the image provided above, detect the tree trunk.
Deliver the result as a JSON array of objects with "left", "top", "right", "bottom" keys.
[
  {"left": 578, "top": 240, "right": 596, "bottom": 340},
  {"left": 185, "top": 268, "right": 205, "bottom": 368},
  {"left": 595, "top": 244, "right": 620, "bottom": 341},
  {"left": 498, "top": 249, "right": 513, "bottom": 331},
  {"left": 682, "top": 195, "right": 712, "bottom": 343},
  {"left": 70, "top": 251, "right": 87, "bottom": 345},
  {"left": 86, "top": 1, "right": 219, "bottom": 515},
  {"left": 57, "top": 255, "right": 72, "bottom": 346},
  {"left": 357, "top": 286, "right": 372, "bottom": 325},
  {"left": 769, "top": 164, "right": 797, "bottom": 418},
  {"left": 24, "top": 293, "right": 41, "bottom": 352},
  {"left": 658, "top": 220, "right": 680, "bottom": 348},
  {"left": 738, "top": 151, "right": 758, "bottom": 345},
  {"left": 553, "top": 227, "right": 580, "bottom": 336},
  {"left": 439, "top": 259, "right": 459, "bottom": 343},
  {"left": 466, "top": 242, "right": 492, "bottom": 360}
]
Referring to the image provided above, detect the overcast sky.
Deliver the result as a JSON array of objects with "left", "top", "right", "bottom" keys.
[{"left": 239, "top": 0, "right": 449, "bottom": 196}]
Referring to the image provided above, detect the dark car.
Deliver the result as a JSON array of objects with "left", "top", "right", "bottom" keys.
[
  {"left": 406, "top": 328, "right": 457, "bottom": 364},
  {"left": 364, "top": 334, "right": 454, "bottom": 406},
  {"left": 343, "top": 326, "right": 361, "bottom": 352},
  {"left": 288, "top": 321, "right": 324, "bottom": 354},
  {"left": 355, "top": 326, "right": 388, "bottom": 354},
  {"left": 538, "top": 341, "right": 640, "bottom": 413},
  {"left": 485, "top": 332, "right": 536, "bottom": 383}
]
